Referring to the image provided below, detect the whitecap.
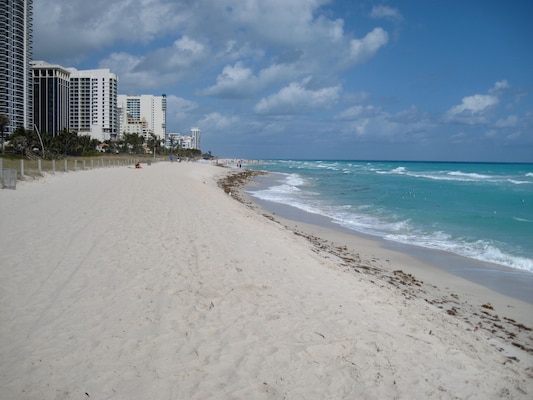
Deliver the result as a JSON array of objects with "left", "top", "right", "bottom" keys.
[
  {"left": 391, "top": 167, "right": 406, "bottom": 174},
  {"left": 508, "top": 179, "right": 532, "bottom": 185},
  {"left": 447, "top": 171, "right": 492, "bottom": 180},
  {"left": 285, "top": 173, "right": 306, "bottom": 187},
  {"left": 513, "top": 216, "right": 533, "bottom": 223}
]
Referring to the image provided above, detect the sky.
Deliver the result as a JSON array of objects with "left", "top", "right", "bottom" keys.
[{"left": 33, "top": 0, "right": 533, "bottom": 162}]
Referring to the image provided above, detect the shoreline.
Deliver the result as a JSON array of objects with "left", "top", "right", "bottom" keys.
[
  {"left": 243, "top": 171, "right": 533, "bottom": 304},
  {"left": 252, "top": 194, "right": 533, "bottom": 305}
]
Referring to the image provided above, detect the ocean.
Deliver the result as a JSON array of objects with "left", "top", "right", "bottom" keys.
[{"left": 245, "top": 160, "right": 533, "bottom": 275}]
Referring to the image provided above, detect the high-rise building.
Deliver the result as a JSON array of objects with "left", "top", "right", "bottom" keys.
[
  {"left": 0, "top": 0, "right": 33, "bottom": 134},
  {"left": 69, "top": 68, "right": 118, "bottom": 141},
  {"left": 117, "top": 94, "right": 166, "bottom": 140},
  {"left": 31, "top": 61, "right": 70, "bottom": 136},
  {"left": 190, "top": 127, "right": 201, "bottom": 150}
]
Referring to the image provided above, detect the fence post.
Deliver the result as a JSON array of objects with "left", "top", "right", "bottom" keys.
[
  {"left": 91, "top": 159, "right": 94, "bottom": 169},
  {"left": 38, "top": 159, "right": 42, "bottom": 174},
  {"left": 83, "top": 160, "right": 86, "bottom": 170},
  {"left": 52, "top": 159, "right": 56, "bottom": 173},
  {"left": 20, "top": 159, "right": 24, "bottom": 176},
  {"left": 64, "top": 159, "right": 67, "bottom": 172}
]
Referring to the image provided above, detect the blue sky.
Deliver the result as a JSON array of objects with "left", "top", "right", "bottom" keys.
[{"left": 33, "top": 0, "right": 533, "bottom": 162}]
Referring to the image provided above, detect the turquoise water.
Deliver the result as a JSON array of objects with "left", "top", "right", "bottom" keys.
[{"left": 246, "top": 161, "right": 533, "bottom": 273}]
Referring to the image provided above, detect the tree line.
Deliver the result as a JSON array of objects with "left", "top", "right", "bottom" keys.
[{"left": 0, "top": 116, "right": 206, "bottom": 159}]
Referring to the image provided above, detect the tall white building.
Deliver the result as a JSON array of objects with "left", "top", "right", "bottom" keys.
[
  {"left": 68, "top": 68, "right": 118, "bottom": 141},
  {"left": 1, "top": 0, "right": 33, "bottom": 134},
  {"left": 117, "top": 94, "right": 166, "bottom": 141},
  {"left": 190, "top": 127, "right": 201, "bottom": 150}
]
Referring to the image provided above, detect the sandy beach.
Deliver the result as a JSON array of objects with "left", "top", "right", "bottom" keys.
[{"left": 1, "top": 161, "right": 532, "bottom": 399}]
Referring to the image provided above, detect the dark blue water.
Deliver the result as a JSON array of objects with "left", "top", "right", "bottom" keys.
[{"left": 246, "top": 160, "right": 533, "bottom": 274}]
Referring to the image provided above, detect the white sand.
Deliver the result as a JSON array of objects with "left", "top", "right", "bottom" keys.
[{"left": 1, "top": 161, "right": 532, "bottom": 399}]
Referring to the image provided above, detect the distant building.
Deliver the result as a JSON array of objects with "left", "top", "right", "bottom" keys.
[
  {"left": 190, "top": 127, "right": 201, "bottom": 151},
  {"left": 31, "top": 61, "right": 70, "bottom": 136},
  {"left": 117, "top": 94, "right": 166, "bottom": 142},
  {"left": 180, "top": 136, "right": 194, "bottom": 149},
  {"left": 1, "top": 0, "right": 33, "bottom": 134},
  {"left": 124, "top": 116, "right": 149, "bottom": 138},
  {"left": 166, "top": 132, "right": 181, "bottom": 148},
  {"left": 165, "top": 128, "right": 201, "bottom": 151},
  {"left": 69, "top": 68, "right": 118, "bottom": 141}
]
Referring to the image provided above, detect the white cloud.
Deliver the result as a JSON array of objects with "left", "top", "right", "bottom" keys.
[
  {"left": 198, "top": 112, "right": 240, "bottom": 130},
  {"left": 201, "top": 62, "right": 301, "bottom": 98},
  {"left": 392, "top": 105, "right": 424, "bottom": 123},
  {"left": 99, "top": 36, "right": 209, "bottom": 91},
  {"left": 99, "top": 52, "right": 142, "bottom": 75},
  {"left": 34, "top": 0, "right": 389, "bottom": 92},
  {"left": 444, "top": 94, "right": 499, "bottom": 124},
  {"left": 445, "top": 80, "right": 510, "bottom": 123},
  {"left": 254, "top": 77, "right": 341, "bottom": 115},
  {"left": 336, "top": 105, "right": 380, "bottom": 120},
  {"left": 217, "top": 40, "right": 265, "bottom": 61},
  {"left": 338, "top": 105, "right": 434, "bottom": 142},
  {"left": 173, "top": 36, "right": 205, "bottom": 55},
  {"left": 98, "top": 52, "right": 156, "bottom": 90},
  {"left": 33, "top": 0, "right": 189, "bottom": 63},
  {"left": 443, "top": 81, "right": 528, "bottom": 135},
  {"left": 200, "top": 62, "right": 257, "bottom": 98},
  {"left": 164, "top": 36, "right": 208, "bottom": 69},
  {"left": 348, "top": 28, "right": 389, "bottom": 65},
  {"left": 495, "top": 115, "right": 519, "bottom": 128},
  {"left": 219, "top": 62, "right": 254, "bottom": 83},
  {"left": 166, "top": 95, "right": 198, "bottom": 125},
  {"left": 133, "top": 36, "right": 208, "bottom": 74},
  {"left": 370, "top": 5, "right": 404, "bottom": 22},
  {"left": 450, "top": 94, "right": 499, "bottom": 114},
  {"left": 489, "top": 80, "right": 510, "bottom": 93},
  {"left": 222, "top": 0, "right": 343, "bottom": 46}
]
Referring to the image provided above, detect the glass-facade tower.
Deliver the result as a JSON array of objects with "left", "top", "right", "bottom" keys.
[
  {"left": 0, "top": 0, "right": 33, "bottom": 134},
  {"left": 32, "top": 61, "right": 70, "bottom": 136}
]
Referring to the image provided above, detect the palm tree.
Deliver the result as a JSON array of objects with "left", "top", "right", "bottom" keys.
[
  {"left": 123, "top": 132, "right": 144, "bottom": 154},
  {"left": 55, "top": 130, "right": 78, "bottom": 155}
]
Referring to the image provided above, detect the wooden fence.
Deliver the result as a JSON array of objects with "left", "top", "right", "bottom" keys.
[{"left": 0, "top": 156, "right": 163, "bottom": 188}]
